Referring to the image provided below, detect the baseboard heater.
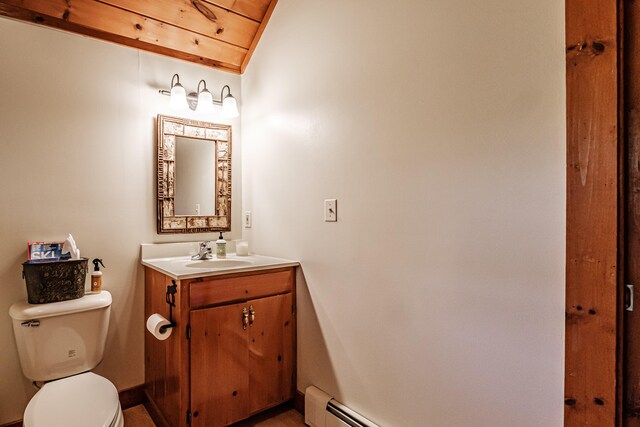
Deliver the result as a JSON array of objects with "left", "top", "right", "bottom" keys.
[{"left": 305, "top": 386, "right": 380, "bottom": 427}]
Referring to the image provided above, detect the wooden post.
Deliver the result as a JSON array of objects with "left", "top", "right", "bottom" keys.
[{"left": 565, "top": 0, "right": 622, "bottom": 425}]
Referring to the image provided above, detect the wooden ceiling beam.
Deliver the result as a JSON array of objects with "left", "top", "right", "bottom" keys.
[
  {"left": 0, "top": 2, "right": 241, "bottom": 72},
  {"left": 2, "top": 0, "right": 247, "bottom": 65},
  {"left": 240, "top": 0, "right": 276, "bottom": 73},
  {"left": 204, "top": 0, "right": 272, "bottom": 23},
  {"left": 0, "top": 0, "right": 279, "bottom": 74},
  {"left": 100, "top": 0, "right": 260, "bottom": 50}
]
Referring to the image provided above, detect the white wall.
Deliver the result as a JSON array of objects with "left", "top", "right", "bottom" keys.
[
  {"left": 241, "top": 1, "right": 566, "bottom": 426},
  {"left": 0, "top": 18, "right": 241, "bottom": 423}
]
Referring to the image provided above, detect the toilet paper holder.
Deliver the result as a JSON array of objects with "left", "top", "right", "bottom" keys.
[{"left": 160, "top": 280, "right": 178, "bottom": 333}]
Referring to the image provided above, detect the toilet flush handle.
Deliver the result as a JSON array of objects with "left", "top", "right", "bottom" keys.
[{"left": 21, "top": 320, "right": 40, "bottom": 327}]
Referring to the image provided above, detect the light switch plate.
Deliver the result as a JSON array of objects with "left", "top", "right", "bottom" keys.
[
  {"left": 243, "top": 211, "right": 252, "bottom": 228},
  {"left": 324, "top": 199, "right": 337, "bottom": 222}
]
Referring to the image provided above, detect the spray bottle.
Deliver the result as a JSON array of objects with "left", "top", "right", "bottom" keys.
[{"left": 91, "top": 258, "right": 106, "bottom": 292}]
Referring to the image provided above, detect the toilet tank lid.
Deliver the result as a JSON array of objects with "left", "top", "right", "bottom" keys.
[{"left": 9, "top": 291, "right": 112, "bottom": 321}]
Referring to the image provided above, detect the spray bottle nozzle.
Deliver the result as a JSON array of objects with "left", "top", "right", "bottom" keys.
[{"left": 92, "top": 258, "right": 105, "bottom": 271}]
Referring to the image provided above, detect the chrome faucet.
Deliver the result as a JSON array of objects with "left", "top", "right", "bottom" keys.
[{"left": 191, "top": 241, "right": 213, "bottom": 260}]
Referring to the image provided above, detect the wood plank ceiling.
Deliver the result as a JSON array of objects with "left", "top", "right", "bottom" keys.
[{"left": 0, "top": 0, "right": 277, "bottom": 73}]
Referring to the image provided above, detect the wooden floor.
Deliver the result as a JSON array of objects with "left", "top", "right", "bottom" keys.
[
  {"left": 123, "top": 405, "right": 156, "bottom": 427},
  {"left": 233, "top": 406, "right": 306, "bottom": 427},
  {"left": 123, "top": 404, "right": 306, "bottom": 427}
]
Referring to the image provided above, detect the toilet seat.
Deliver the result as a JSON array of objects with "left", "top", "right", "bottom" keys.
[{"left": 24, "top": 372, "right": 122, "bottom": 427}]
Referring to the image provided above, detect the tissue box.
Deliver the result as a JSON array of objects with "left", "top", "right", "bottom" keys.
[
  {"left": 22, "top": 258, "right": 88, "bottom": 304},
  {"left": 27, "top": 242, "right": 70, "bottom": 262}
]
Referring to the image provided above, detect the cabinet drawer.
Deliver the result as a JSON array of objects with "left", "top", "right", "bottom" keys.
[{"left": 189, "top": 268, "right": 293, "bottom": 308}]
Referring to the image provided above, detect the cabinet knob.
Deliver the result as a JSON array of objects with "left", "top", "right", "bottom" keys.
[
  {"left": 249, "top": 305, "right": 255, "bottom": 326},
  {"left": 242, "top": 307, "right": 249, "bottom": 330}
]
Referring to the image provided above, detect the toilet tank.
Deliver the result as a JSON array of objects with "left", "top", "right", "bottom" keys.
[{"left": 9, "top": 291, "right": 112, "bottom": 382}]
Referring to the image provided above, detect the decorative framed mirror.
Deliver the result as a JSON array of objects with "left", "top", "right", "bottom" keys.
[{"left": 156, "top": 115, "right": 231, "bottom": 234}]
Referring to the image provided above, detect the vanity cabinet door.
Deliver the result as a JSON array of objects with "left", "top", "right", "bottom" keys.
[
  {"left": 189, "top": 292, "right": 294, "bottom": 427},
  {"left": 248, "top": 292, "right": 294, "bottom": 413},
  {"left": 190, "top": 301, "right": 249, "bottom": 427}
]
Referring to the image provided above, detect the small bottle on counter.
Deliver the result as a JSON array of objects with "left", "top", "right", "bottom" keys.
[
  {"left": 91, "top": 258, "right": 106, "bottom": 292},
  {"left": 216, "top": 232, "right": 227, "bottom": 259}
]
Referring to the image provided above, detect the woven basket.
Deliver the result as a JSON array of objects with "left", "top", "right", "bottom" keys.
[{"left": 22, "top": 258, "right": 88, "bottom": 304}]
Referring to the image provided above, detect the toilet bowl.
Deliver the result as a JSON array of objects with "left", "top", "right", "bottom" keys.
[
  {"left": 9, "top": 291, "right": 123, "bottom": 427},
  {"left": 24, "top": 372, "right": 123, "bottom": 427}
]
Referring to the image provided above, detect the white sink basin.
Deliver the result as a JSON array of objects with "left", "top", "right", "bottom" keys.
[
  {"left": 186, "top": 259, "right": 253, "bottom": 269},
  {"left": 141, "top": 245, "right": 298, "bottom": 280}
]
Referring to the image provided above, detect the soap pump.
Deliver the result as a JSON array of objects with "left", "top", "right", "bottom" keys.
[
  {"left": 91, "top": 258, "right": 105, "bottom": 292},
  {"left": 216, "top": 232, "right": 226, "bottom": 259}
]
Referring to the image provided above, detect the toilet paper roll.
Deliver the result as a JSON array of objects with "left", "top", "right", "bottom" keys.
[{"left": 146, "top": 313, "right": 173, "bottom": 341}]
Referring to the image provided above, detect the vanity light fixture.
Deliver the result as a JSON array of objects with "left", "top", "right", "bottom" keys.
[
  {"left": 195, "top": 80, "right": 214, "bottom": 114},
  {"left": 220, "top": 85, "right": 239, "bottom": 118},
  {"left": 160, "top": 74, "right": 239, "bottom": 118},
  {"left": 169, "top": 74, "right": 189, "bottom": 110}
]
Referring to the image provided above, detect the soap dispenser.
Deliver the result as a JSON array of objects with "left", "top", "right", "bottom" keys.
[
  {"left": 216, "top": 232, "right": 226, "bottom": 259},
  {"left": 91, "top": 258, "right": 105, "bottom": 292}
]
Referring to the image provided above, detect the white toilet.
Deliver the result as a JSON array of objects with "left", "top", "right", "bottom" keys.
[{"left": 9, "top": 291, "right": 124, "bottom": 427}]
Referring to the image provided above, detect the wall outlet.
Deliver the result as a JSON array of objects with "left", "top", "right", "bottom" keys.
[
  {"left": 243, "top": 211, "right": 252, "bottom": 228},
  {"left": 195, "top": 204, "right": 200, "bottom": 215},
  {"left": 324, "top": 199, "right": 337, "bottom": 222}
]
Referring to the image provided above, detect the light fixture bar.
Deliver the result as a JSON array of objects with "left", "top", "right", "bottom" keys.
[
  {"left": 159, "top": 89, "right": 224, "bottom": 106},
  {"left": 160, "top": 74, "right": 239, "bottom": 118}
]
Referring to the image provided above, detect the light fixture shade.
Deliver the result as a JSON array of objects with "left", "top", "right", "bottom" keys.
[
  {"left": 221, "top": 94, "right": 239, "bottom": 118},
  {"left": 196, "top": 89, "right": 214, "bottom": 114},
  {"left": 169, "top": 83, "right": 189, "bottom": 110}
]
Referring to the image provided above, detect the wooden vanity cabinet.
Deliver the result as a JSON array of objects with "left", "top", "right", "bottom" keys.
[{"left": 144, "top": 267, "right": 296, "bottom": 427}]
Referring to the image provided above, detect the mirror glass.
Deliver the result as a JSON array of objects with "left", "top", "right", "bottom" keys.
[
  {"left": 157, "top": 115, "right": 232, "bottom": 234},
  {"left": 174, "top": 136, "right": 216, "bottom": 216}
]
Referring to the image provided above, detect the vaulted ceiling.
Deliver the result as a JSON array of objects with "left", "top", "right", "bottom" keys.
[{"left": 0, "top": 0, "right": 278, "bottom": 73}]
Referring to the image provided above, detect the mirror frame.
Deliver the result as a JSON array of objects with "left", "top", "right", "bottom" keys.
[{"left": 156, "top": 115, "right": 232, "bottom": 234}]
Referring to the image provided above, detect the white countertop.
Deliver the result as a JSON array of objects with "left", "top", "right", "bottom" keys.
[{"left": 142, "top": 250, "right": 298, "bottom": 280}]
